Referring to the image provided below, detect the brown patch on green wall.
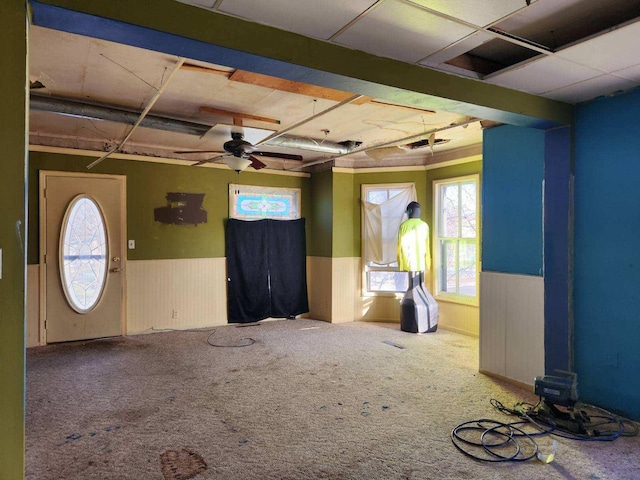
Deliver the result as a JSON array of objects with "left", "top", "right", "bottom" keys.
[{"left": 28, "top": 152, "right": 310, "bottom": 263}]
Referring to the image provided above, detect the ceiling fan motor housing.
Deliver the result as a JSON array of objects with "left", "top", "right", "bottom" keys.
[{"left": 224, "top": 133, "right": 254, "bottom": 157}]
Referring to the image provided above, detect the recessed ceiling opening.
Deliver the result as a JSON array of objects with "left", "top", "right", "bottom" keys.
[{"left": 445, "top": 0, "right": 640, "bottom": 76}]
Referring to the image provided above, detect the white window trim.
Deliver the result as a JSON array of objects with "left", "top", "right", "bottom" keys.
[
  {"left": 361, "top": 182, "right": 415, "bottom": 297},
  {"left": 432, "top": 174, "right": 480, "bottom": 306}
]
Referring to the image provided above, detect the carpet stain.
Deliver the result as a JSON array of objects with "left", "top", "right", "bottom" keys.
[{"left": 160, "top": 448, "right": 207, "bottom": 480}]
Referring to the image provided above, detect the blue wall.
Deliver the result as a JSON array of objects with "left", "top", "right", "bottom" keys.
[
  {"left": 482, "top": 125, "right": 544, "bottom": 276},
  {"left": 544, "top": 127, "right": 572, "bottom": 374},
  {"left": 574, "top": 88, "right": 640, "bottom": 419}
]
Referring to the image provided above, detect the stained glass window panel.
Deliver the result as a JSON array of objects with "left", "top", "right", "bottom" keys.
[
  {"left": 230, "top": 184, "right": 301, "bottom": 220},
  {"left": 59, "top": 196, "right": 108, "bottom": 313}
]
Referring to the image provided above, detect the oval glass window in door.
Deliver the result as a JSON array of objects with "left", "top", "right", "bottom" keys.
[{"left": 59, "top": 195, "right": 109, "bottom": 313}]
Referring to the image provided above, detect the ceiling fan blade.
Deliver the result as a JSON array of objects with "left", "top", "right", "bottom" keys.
[
  {"left": 191, "top": 159, "right": 210, "bottom": 166},
  {"left": 174, "top": 150, "right": 224, "bottom": 154},
  {"left": 252, "top": 151, "right": 303, "bottom": 161},
  {"left": 248, "top": 155, "right": 267, "bottom": 170},
  {"left": 190, "top": 153, "right": 226, "bottom": 166}
]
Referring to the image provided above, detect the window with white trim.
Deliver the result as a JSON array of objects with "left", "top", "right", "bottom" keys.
[
  {"left": 362, "top": 183, "right": 416, "bottom": 293},
  {"left": 433, "top": 175, "right": 479, "bottom": 303}
]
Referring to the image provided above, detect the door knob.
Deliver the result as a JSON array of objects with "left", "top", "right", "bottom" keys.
[
  {"left": 109, "top": 267, "right": 122, "bottom": 273},
  {"left": 112, "top": 256, "right": 121, "bottom": 262}
]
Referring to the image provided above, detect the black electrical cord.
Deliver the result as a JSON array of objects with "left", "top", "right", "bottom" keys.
[
  {"left": 451, "top": 419, "right": 539, "bottom": 462},
  {"left": 452, "top": 398, "right": 639, "bottom": 462},
  {"left": 206, "top": 328, "right": 256, "bottom": 348}
]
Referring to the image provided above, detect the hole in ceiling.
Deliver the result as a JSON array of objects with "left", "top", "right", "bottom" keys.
[{"left": 444, "top": 0, "right": 640, "bottom": 76}]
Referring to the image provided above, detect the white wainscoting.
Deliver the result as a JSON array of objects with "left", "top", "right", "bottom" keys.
[
  {"left": 479, "top": 271, "right": 544, "bottom": 386},
  {"left": 307, "top": 256, "right": 332, "bottom": 322},
  {"left": 126, "top": 258, "right": 228, "bottom": 334},
  {"left": 331, "top": 257, "right": 360, "bottom": 323},
  {"left": 438, "top": 301, "right": 479, "bottom": 337},
  {"left": 26, "top": 265, "right": 41, "bottom": 347}
]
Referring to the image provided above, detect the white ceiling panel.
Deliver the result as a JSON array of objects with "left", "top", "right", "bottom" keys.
[
  {"left": 333, "top": 0, "right": 476, "bottom": 63},
  {"left": 556, "top": 20, "right": 640, "bottom": 73},
  {"left": 486, "top": 55, "right": 602, "bottom": 95},
  {"left": 406, "top": 0, "right": 531, "bottom": 27},
  {"left": 215, "top": 0, "right": 378, "bottom": 40},
  {"left": 543, "top": 74, "right": 639, "bottom": 104},
  {"left": 612, "top": 63, "right": 640, "bottom": 82}
]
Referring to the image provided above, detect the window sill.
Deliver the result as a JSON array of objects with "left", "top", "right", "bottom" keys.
[
  {"left": 362, "top": 291, "right": 404, "bottom": 299},
  {"left": 433, "top": 295, "right": 479, "bottom": 307}
]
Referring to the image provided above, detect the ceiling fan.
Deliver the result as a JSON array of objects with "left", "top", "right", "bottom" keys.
[{"left": 175, "top": 132, "right": 303, "bottom": 171}]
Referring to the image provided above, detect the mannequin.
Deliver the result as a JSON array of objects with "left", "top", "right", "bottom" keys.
[{"left": 397, "top": 201, "right": 438, "bottom": 333}]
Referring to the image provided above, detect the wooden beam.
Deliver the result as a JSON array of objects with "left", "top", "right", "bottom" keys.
[
  {"left": 199, "top": 106, "right": 280, "bottom": 125},
  {"left": 180, "top": 63, "right": 232, "bottom": 77},
  {"left": 229, "top": 69, "right": 357, "bottom": 103}
]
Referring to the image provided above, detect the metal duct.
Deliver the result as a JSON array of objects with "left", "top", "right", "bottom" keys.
[
  {"left": 30, "top": 94, "right": 212, "bottom": 137},
  {"left": 264, "top": 136, "right": 360, "bottom": 155},
  {"left": 30, "top": 94, "right": 360, "bottom": 155}
]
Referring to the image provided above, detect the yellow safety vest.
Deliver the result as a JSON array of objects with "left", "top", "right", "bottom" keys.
[{"left": 397, "top": 218, "right": 431, "bottom": 272}]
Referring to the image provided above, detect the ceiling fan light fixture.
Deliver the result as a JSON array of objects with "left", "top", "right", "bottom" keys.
[{"left": 224, "top": 156, "right": 252, "bottom": 172}]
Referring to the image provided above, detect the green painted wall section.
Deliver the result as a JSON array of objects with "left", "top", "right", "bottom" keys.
[
  {"left": 37, "top": 0, "right": 572, "bottom": 127},
  {"left": 332, "top": 172, "right": 358, "bottom": 258},
  {"left": 308, "top": 169, "right": 333, "bottom": 257},
  {"left": 0, "top": 2, "right": 26, "bottom": 477},
  {"left": 28, "top": 152, "right": 310, "bottom": 263}
]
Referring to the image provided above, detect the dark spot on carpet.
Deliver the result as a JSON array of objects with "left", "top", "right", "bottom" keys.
[{"left": 160, "top": 448, "right": 207, "bottom": 480}]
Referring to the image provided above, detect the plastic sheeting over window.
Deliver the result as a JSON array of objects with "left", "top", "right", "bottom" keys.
[{"left": 362, "top": 185, "right": 416, "bottom": 266}]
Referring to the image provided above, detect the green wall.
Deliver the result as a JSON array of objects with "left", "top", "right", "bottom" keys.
[
  {"left": 28, "top": 152, "right": 311, "bottom": 264},
  {"left": 0, "top": 1, "right": 26, "bottom": 477},
  {"left": 332, "top": 172, "right": 358, "bottom": 258},
  {"left": 308, "top": 169, "right": 333, "bottom": 257}
]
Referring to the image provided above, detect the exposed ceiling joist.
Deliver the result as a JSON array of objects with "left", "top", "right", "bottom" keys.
[{"left": 199, "top": 106, "right": 280, "bottom": 125}]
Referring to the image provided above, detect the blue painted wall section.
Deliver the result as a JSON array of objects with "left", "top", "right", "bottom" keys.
[
  {"left": 574, "top": 88, "right": 640, "bottom": 419},
  {"left": 482, "top": 125, "right": 544, "bottom": 276},
  {"left": 544, "top": 127, "right": 572, "bottom": 375}
]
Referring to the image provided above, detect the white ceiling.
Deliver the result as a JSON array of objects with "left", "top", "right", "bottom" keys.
[
  {"left": 28, "top": 0, "right": 640, "bottom": 172},
  {"left": 29, "top": 26, "right": 483, "bottom": 171},
  {"left": 180, "top": 0, "right": 640, "bottom": 104}
]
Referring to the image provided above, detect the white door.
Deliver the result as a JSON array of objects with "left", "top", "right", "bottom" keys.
[{"left": 41, "top": 171, "right": 126, "bottom": 343}]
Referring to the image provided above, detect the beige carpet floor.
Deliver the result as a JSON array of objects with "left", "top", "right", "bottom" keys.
[{"left": 26, "top": 319, "right": 640, "bottom": 479}]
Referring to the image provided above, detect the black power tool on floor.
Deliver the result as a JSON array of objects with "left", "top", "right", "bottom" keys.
[{"left": 531, "top": 371, "right": 590, "bottom": 434}]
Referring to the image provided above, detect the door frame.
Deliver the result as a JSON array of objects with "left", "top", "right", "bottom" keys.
[{"left": 39, "top": 170, "right": 127, "bottom": 345}]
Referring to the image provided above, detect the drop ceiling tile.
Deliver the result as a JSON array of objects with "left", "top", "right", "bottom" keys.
[
  {"left": 485, "top": 55, "right": 602, "bottom": 95},
  {"left": 333, "top": 0, "right": 476, "bottom": 64},
  {"left": 407, "top": 0, "right": 531, "bottom": 27},
  {"left": 216, "top": 0, "right": 378, "bottom": 40},
  {"left": 556, "top": 20, "right": 640, "bottom": 73},
  {"left": 543, "top": 74, "right": 639, "bottom": 104},
  {"left": 613, "top": 63, "right": 640, "bottom": 82}
]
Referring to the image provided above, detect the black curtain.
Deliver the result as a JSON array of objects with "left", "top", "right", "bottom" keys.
[{"left": 226, "top": 218, "right": 308, "bottom": 323}]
